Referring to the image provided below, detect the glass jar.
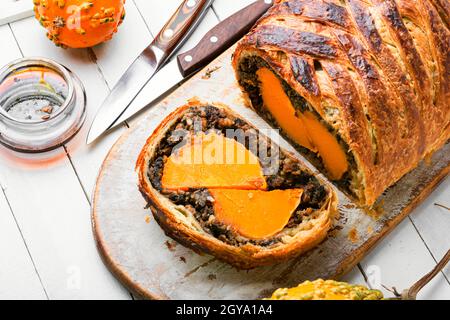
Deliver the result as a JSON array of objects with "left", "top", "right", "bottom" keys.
[{"left": 0, "top": 57, "right": 86, "bottom": 153}]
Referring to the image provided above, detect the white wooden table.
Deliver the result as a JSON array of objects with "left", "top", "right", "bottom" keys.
[{"left": 0, "top": 0, "right": 448, "bottom": 300}]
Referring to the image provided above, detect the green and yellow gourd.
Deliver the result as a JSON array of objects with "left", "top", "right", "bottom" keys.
[
  {"left": 268, "top": 250, "right": 450, "bottom": 300},
  {"left": 269, "top": 280, "right": 383, "bottom": 301}
]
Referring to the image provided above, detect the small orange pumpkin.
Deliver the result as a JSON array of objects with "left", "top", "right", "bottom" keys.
[{"left": 34, "top": 0, "right": 126, "bottom": 48}]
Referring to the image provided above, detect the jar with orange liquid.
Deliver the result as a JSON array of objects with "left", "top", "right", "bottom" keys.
[{"left": 0, "top": 57, "right": 86, "bottom": 152}]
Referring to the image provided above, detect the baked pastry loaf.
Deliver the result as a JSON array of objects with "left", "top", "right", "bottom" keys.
[
  {"left": 137, "top": 101, "right": 337, "bottom": 269},
  {"left": 233, "top": 0, "right": 449, "bottom": 206}
]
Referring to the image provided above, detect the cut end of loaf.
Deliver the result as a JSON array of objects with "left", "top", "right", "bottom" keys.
[
  {"left": 235, "top": 54, "right": 367, "bottom": 205},
  {"left": 137, "top": 101, "right": 337, "bottom": 269}
]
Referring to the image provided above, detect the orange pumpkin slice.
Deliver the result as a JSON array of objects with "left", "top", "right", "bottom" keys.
[
  {"left": 257, "top": 68, "right": 316, "bottom": 151},
  {"left": 257, "top": 68, "right": 348, "bottom": 180},
  {"left": 210, "top": 189, "right": 303, "bottom": 240},
  {"left": 162, "top": 132, "right": 267, "bottom": 190},
  {"left": 301, "top": 111, "right": 348, "bottom": 181}
]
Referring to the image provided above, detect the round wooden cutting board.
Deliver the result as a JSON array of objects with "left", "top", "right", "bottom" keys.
[{"left": 91, "top": 48, "right": 450, "bottom": 300}]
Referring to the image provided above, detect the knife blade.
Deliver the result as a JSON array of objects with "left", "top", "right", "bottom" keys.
[
  {"left": 107, "top": 0, "right": 273, "bottom": 133},
  {"left": 87, "top": 0, "right": 213, "bottom": 145}
]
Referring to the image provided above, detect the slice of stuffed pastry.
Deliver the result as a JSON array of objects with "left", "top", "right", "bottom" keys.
[{"left": 137, "top": 100, "right": 337, "bottom": 269}]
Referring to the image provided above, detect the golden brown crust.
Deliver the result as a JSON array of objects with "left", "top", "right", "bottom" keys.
[
  {"left": 136, "top": 100, "right": 338, "bottom": 269},
  {"left": 233, "top": 0, "right": 450, "bottom": 205}
]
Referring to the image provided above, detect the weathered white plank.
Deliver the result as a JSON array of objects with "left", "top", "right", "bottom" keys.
[
  {"left": 92, "top": 2, "right": 152, "bottom": 89},
  {"left": 0, "top": 187, "right": 47, "bottom": 300},
  {"left": 0, "top": 24, "right": 22, "bottom": 62},
  {"left": 133, "top": 0, "right": 181, "bottom": 35},
  {"left": 341, "top": 266, "right": 368, "bottom": 287},
  {"left": 0, "top": 24, "right": 47, "bottom": 300},
  {"left": 360, "top": 218, "right": 450, "bottom": 299},
  {"left": 1, "top": 19, "right": 130, "bottom": 299},
  {"left": 410, "top": 178, "right": 450, "bottom": 280},
  {"left": 0, "top": 0, "right": 34, "bottom": 26},
  {"left": 212, "top": 0, "right": 256, "bottom": 21},
  {"left": 0, "top": 151, "right": 126, "bottom": 300},
  {"left": 66, "top": 2, "right": 150, "bottom": 196}
]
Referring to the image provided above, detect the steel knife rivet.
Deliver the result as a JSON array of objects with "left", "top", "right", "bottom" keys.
[
  {"left": 184, "top": 55, "right": 193, "bottom": 62},
  {"left": 210, "top": 36, "right": 218, "bottom": 43},
  {"left": 187, "top": 0, "right": 197, "bottom": 8},
  {"left": 163, "top": 29, "right": 174, "bottom": 39}
]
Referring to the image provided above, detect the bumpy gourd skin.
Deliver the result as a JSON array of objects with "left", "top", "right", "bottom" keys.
[
  {"left": 34, "top": 0, "right": 126, "bottom": 48},
  {"left": 269, "top": 279, "right": 384, "bottom": 300}
]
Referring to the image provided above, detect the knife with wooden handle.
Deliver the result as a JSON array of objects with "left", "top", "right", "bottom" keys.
[
  {"left": 97, "top": 0, "right": 274, "bottom": 138},
  {"left": 87, "top": 0, "right": 213, "bottom": 145}
]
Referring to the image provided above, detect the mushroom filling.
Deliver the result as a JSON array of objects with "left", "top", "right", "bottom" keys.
[{"left": 146, "top": 105, "right": 328, "bottom": 247}]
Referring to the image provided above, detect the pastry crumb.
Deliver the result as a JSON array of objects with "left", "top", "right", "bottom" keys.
[
  {"left": 202, "top": 66, "right": 221, "bottom": 79},
  {"left": 343, "top": 203, "right": 356, "bottom": 210},
  {"left": 348, "top": 228, "right": 359, "bottom": 243},
  {"left": 165, "top": 240, "right": 177, "bottom": 252},
  {"left": 208, "top": 274, "right": 217, "bottom": 281}
]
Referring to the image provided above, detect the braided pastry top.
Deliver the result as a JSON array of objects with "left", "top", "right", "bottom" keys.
[{"left": 233, "top": 0, "right": 450, "bottom": 205}]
